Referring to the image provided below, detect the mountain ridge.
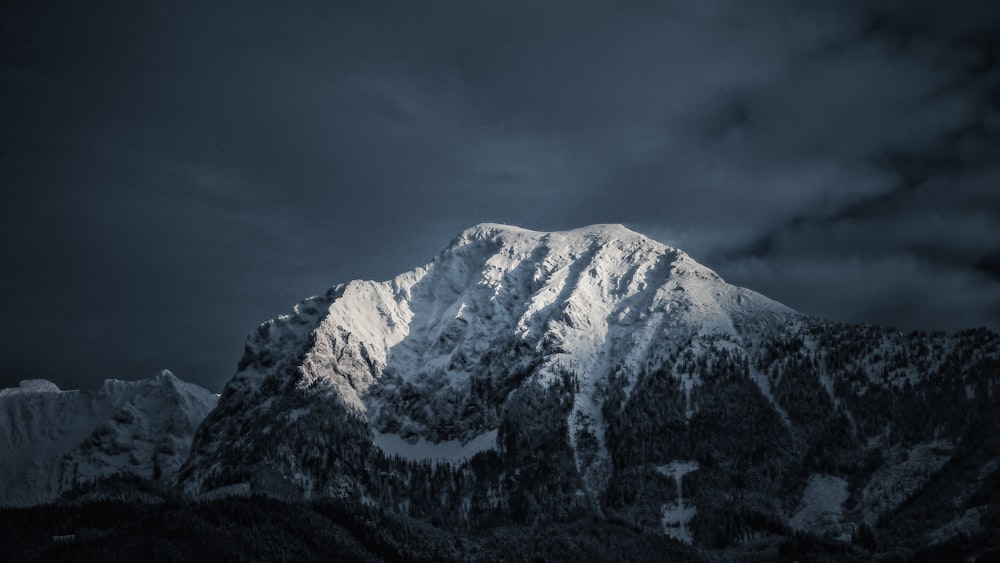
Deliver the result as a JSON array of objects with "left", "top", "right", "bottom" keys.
[{"left": 0, "top": 369, "right": 217, "bottom": 506}]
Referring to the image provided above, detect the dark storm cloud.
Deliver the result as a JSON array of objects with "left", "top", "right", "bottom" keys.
[{"left": 2, "top": 0, "right": 999, "bottom": 391}]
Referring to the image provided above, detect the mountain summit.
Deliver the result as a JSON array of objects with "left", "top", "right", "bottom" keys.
[{"left": 180, "top": 224, "right": 999, "bottom": 548}]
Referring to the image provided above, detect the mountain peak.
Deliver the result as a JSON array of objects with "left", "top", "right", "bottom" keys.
[
  {"left": 448, "top": 223, "right": 542, "bottom": 250},
  {"left": 153, "top": 369, "right": 180, "bottom": 384},
  {"left": 457, "top": 222, "right": 650, "bottom": 241},
  {"left": 458, "top": 222, "right": 539, "bottom": 238},
  {"left": 563, "top": 222, "right": 647, "bottom": 238},
  {"left": 449, "top": 223, "right": 673, "bottom": 257},
  {"left": 0, "top": 379, "right": 62, "bottom": 398},
  {"left": 184, "top": 221, "right": 799, "bottom": 503}
]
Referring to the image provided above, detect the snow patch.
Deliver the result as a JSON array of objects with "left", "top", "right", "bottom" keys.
[
  {"left": 372, "top": 429, "right": 497, "bottom": 467},
  {"left": 657, "top": 460, "right": 699, "bottom": 544},
  {"left": 790, "top": 473, "right": 850, "bottom": 541},
  {"left": 0, "top": 379, "right": 63, "bottom": 397},
  {"left": 198, "top": 482, "right": 252, "bottom": 501},
  {"left": 748, "top": 364, "right": 789, "bottom": 427}
]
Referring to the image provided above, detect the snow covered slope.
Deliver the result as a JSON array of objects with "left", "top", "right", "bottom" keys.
[{"left": 0, "top": 370, "right": 217, "bottom": 506}]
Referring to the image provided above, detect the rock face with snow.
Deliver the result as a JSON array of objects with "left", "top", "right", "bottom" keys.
[
  {"left": 179, "top": 224, "right": 1000, "bottom": 547},
  {"left": 0, "top": 370, "right": 217, "bottom": 506}
]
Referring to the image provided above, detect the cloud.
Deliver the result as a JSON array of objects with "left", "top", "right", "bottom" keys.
[
  {"left": 724, "top": 252, "right": 1000, "bottom": 331},
  {"left": 1, "top": 0, "right": 999, "bottom": 390}
]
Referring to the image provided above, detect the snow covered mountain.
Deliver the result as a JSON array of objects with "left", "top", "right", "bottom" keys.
[
  {"left": 0, "top": 370, "right": 217, "bottom": 506},
  {"left": 179, "top": 224, "right": 1000, "bottom": 549},
  {"left": 182, "top": 224, "right": 789, "bottom": 494}
]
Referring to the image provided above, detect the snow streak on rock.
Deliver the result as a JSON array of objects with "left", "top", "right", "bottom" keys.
[{"left": 657, "top": 460, "right": 700, "bottom": 544}]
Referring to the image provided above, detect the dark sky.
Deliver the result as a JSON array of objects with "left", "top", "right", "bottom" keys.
[{"left": 3, "top": 1, "right": 999, "bottom": 392}]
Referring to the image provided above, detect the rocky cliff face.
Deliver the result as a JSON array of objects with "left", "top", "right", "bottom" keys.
[
  {"left": 0, "top": 370, "right": 217, "bottom": 506},
  {"left": 179, "top": 224, "right": 1000, "bottom": 548}
]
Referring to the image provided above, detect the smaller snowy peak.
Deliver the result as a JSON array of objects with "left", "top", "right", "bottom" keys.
[
  {"left": 0, "top": 371, "right": 218, "bottom": 507},
  {"left": 154, "top": 369, "right": 179, "bottom": 382},
  {"left": 93, "top": 371, "right": 192, "bottom": 398},
  {"left": 0, "top": 379, "right": 63, "bottom": 397}
]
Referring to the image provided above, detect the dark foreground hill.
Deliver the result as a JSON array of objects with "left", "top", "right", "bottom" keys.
[{"left": 2, "top": 474, "right": 998, "bottom": 562}]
